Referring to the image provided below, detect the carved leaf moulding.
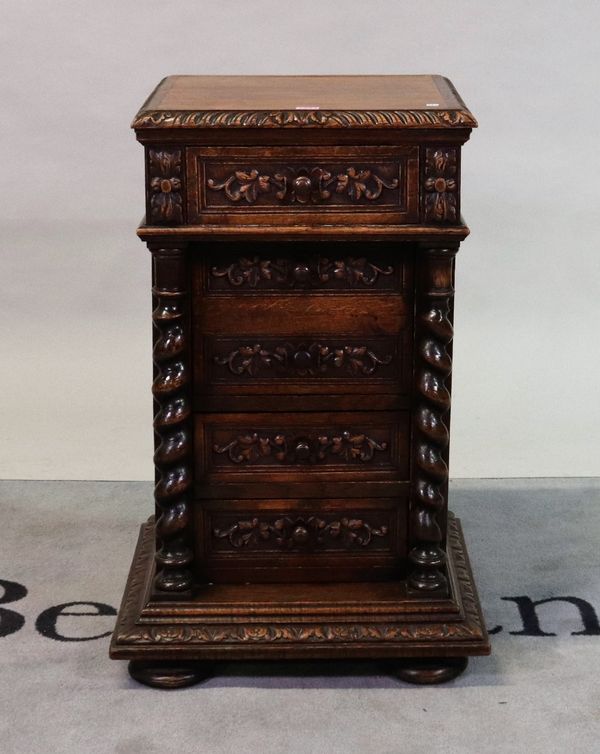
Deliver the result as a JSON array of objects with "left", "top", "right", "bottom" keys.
[
  {"left": 206, "top": 166, "right": 399, "bottom": 205},
  {"left": 213, "top": 515, "right": 389, "bottom": 550},
  {"left": 213, "top": 431, "right": 389, "bottom": 466},
  {"left": 210, "top": 256, "right": 395, "bottom": 289},
  {"left": 121, "top": 621, "right": 482, "bottom": 644},
  {"left": 133, "top": 109, "right": 477, "bottom": 129},
  {"left": 213, "top": 341, "right": 394, "bottom": 378}
]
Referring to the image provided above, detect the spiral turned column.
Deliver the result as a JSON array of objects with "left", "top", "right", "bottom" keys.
[
  {"left": 409, "top": 247, "right": 456, "bottom": 595},
  {"left": 151, "top": 246, "right": 193, "bottom": 593}
]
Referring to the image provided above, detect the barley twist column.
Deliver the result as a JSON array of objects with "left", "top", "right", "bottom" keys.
[
  {"left": 150, "top": 245, "right": 193, "bottom": 593},
  {"left": 408, "top": 246, "right": 456, "bottom": 594}
]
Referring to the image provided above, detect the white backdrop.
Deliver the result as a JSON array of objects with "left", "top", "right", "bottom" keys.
[{"left": 1, "top": 1, "right": 599, "bottom": 480}]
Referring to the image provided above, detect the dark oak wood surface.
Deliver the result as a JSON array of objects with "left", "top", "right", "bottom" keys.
[
  {"left": 133, "top": 75, "right": 476, "bottom": 130},
  {"left": 140, "top": 75, "right": 466, "bottom": 112},
  {"left": 110, "top": 75, "right": 489, "bottom": 687}
]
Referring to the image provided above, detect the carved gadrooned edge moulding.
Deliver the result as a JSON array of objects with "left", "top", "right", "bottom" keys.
[
  {"left": 213, "top": 515, "right": 389, "bottom": 550},
  {"left": 132, "top": 109, "right": 477, "bottom": 129},
  {"left": 112, "top": 514, "right": 485, "bottom": 646}
]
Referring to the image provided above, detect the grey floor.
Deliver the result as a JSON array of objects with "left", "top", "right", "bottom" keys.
[{"left": 0, "top": 479, "right": 599, "bottom": 754}]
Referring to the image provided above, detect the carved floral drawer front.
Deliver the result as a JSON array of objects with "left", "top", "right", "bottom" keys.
[
  {"left": 191, "top": 246, "right": 412, "bottom": 401},
  {"left": 186, "top": 146, "right": 419, "bottom": 225},
  {"left": 194, "top": 411, "right": 409, "bottom": 484},
  {"left": 195, "top": 497, "right": 407, "bottom": 584},
  {"left": 193, "top": 334, "right": 411, "bottom": 405},
  {"left": 209, "top": 336, "right": 399, "bottom": 381},
  {"left": 210, "top": 510, "right": 393, "bottom": 553},
  {"left": 201, "top": 249, "right": 408, "bottom": 293}
]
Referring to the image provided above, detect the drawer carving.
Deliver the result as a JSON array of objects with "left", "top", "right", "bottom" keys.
[
  {"left": 213, "top": 514, "right": 389, "bottom": 551},
  {"left": 206, "top": 165, "right": 399, "bottom": 206},
  {"left": 210, "top": 255, "right": 394, "bottom": 290},
  {"left": 186, "top": 146, "right": 419, "bottom": 225},
  {"left": 196, "top": 412, "right": 408, "bottom": 482},
  {"left": 196, "top": 495, "right": 406, "bottom": 582},
  {"left": 213, "top": 431, "right": 388, "bottom": 466},
  {"left": 214, "top": 340, "right": 394, "bottom": 378}
]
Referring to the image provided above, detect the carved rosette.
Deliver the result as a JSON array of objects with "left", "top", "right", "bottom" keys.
[
  {"left": 147, "top": 150, "right": 183, "bottom": 225},
  {"left": 409, "top": 247, "right": 456, "bottom": 594},
  {"left": 151, "top": 247, "right": 193, "bottom": 592},
  {"left": 423, "top": 148, "right": 458, "bottom": 223}
]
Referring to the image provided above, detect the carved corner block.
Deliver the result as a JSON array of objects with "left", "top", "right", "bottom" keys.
[
  {"left": 422, "top": 148, "right": 459, "bottom": 223},
  {"left": 147, "top": 149, "right": 184, "bottom": 225}
]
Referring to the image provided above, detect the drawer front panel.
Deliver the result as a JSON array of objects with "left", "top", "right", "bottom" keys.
[
  {"left": 192, "top": 243, "right": 414, "bottom": 411},
  {"left": 191, "top": 245, "right": 414, "bottom": 405},
  {"left": 195, "top": 334, "right": 410, "bottom": 405},
  {"left": 186, "top": 146, "right": 419, "bottom": 225},
  {"left": 194, "top": 411, "right": 409, "bottom": 484},
  {"left": 195, "top": 294, "right": 408, "bottom": 336},
  {"left": 201, "top": 245, "right": 410, "bottom": 293},
  {"left": 209, "top": 335, "right": 403, "bottom": 383},
  {"left": 194, "top": 497, "right": 407, "bottom": 583},
  {"left": 210, "top": 336, "right": 399, "bottom": 380}
]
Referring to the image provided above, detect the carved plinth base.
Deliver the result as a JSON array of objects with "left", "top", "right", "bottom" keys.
[
  {"left": 128, "top": 660, "right": 214, "bottom": 689},
  {"left": 110, "top": 513, "right": 489, "bottom": 677}
]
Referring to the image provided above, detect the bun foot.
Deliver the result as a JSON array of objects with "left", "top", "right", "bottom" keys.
[
  {"left": 393, "top": 656, "right": 468, "bottom": 685},
  {"left": 128, "top": 660, "right": 214, "bottom": 689}
]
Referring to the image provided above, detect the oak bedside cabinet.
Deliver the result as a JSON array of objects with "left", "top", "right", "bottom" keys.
[{"left": 110, "top": 75, "right": 490, "bottom": 688}]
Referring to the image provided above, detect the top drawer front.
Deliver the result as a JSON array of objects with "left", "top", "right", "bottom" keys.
[{"left": 186, "top": 146, "right": 419, "bottom": 226}]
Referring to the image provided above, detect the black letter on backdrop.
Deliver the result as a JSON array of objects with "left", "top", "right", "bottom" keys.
[
  {"left": 35, "top": 601, "right": 117, "bottom": 641},
  {"left": 0, "top": 579, "right": 27, "bottom": 638},
  {"left": 504, "top": 596, "right": 600, "bottom": 637}
]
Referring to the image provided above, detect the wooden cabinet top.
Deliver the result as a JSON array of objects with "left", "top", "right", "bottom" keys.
[{"left": 133, "top": 75, "right": 476, "bottom": 130}]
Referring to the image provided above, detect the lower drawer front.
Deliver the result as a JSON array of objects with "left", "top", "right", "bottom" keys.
[
  {"left": 194, "top": 497, "right": 407, "bottom": 583},
  {"left": 194, "top": 411, "right": 409, "bottom": 485}
]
